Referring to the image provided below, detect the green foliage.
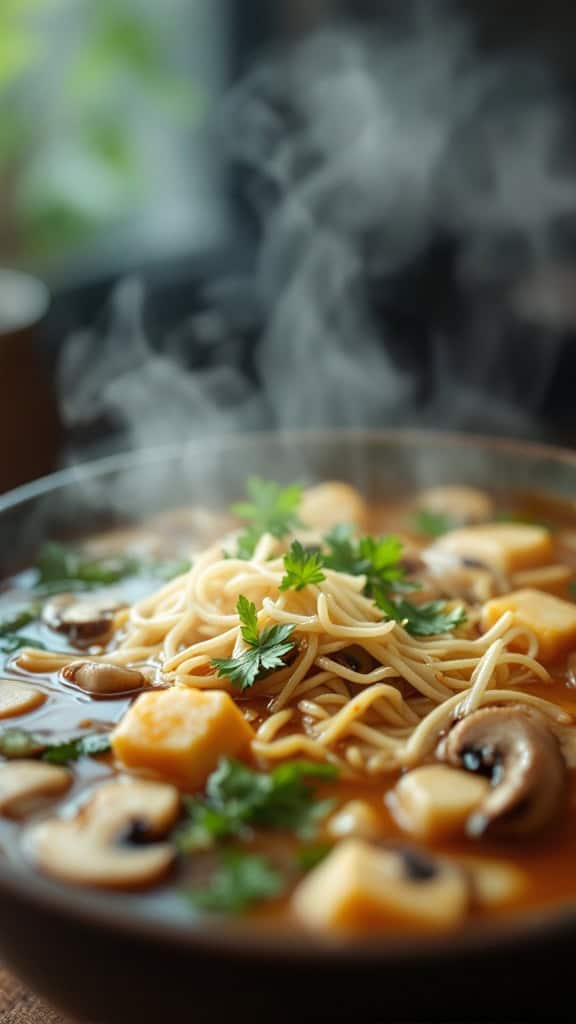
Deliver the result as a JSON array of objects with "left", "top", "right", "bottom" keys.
[
  {"left": 0, "top": 726, "right": 110, "bottom": 762},
  {"left": 212, "top": 596, "right": 296, "bottom": 692},
  {"left": 186, "top": 850, "right": 283, "bottom": 914},
  {"left": 231, "top": 478, "right": 303, "bottom": 559},
  {"left": 280, "top": 540, "right": 326, "bottom": 592},
  {"left": 177, "top": 757, "right": 338, "bottom": 853}
]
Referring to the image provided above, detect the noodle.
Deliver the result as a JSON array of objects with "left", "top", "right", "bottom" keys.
[{"left": 17, "top": 531, "right": 568, "bottom": 780}]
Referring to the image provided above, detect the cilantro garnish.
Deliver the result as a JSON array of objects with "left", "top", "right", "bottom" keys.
[
  {"left": 33, "top": 542, "right": 190, "bottom": 596},
  {"left": 324, "top": 526, "right": 405, "bottom": 598},
  {"left": 280, "top": 540, "right": 326, "bottom": 592},
  {"left": 212, "top": 595, "right": 295, "bottom": 691},
  {"left": 0, "top": 605, "right": 44, "bottom": 654},
  {"left": 376, "top": 594, "right": 467, "bottom": 637},
  {"left": 414, "top": 509, "right": 454, "bottom": 538},
  {"left": 231, "top": 478, "right": 303, "bottom": 559},
  {"left": 43, "top": 732, "right": 112, "bottom": 764},
  {"left": 323, "top": 525, "right": 464, "bottom": 637},
  {"left": 0, "top": 727, "right": 111, "bottom": 763},
  {"left": 0, "top": 635, "right": 45, "bottom": 654},
  {"left": 186, "top": 850, "right": 283, "bottom": 914},
  {"left": 297, "top": 842, "right": 333, "bottom": 871},
  {"left": 177, "top": 757, "right": 338, "bottom": 853}
]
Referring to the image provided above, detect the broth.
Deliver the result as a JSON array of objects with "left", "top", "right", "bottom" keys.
[{"left": 2, "top": 482, "right": 576, "bottom": 936}]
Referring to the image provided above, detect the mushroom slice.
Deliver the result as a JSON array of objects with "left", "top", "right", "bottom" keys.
[
  {"left": 0, "top": 761, "right": 71, "bottom": 819},
  {"left": 28, "top": 779, "right": 180, "bottom": 890},
  {"left": 42, "top": 593, "right": 125, "bottom": 643},
  {"left": 440, "top": 706, "right": 566, "bottom": 837},
  {"left": 0, "top": 680, "right": 46, "bottom": 719},
  {"left": 60, "top": 661, "right": 148, "bottom": 697}
]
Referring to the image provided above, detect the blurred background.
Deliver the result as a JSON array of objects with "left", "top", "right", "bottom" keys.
[{"left": 3, "top": 0, "right": 576, "bottom": 491}]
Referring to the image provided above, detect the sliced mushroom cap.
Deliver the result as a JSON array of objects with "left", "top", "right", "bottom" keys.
[
  {"left": 0, "top": 761, "right": 71, "bottom": 819},
  {"left": 60, "top": 661, "right": 148, "bottom": 697},
  {"left": 42, "top": 593, "right": 125, "bottom": 643},
  {"left": 441, "top": 705, "right": 566, "bottom": 837},
  {"left": 27, "top": 778, "right": 180, "bottom": 889}
]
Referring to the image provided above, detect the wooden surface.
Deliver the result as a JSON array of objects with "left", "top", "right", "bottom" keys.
[{"left": 0, "top": 966, "right": 71, "bottom": 1024}]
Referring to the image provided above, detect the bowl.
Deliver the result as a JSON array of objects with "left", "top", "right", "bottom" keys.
[{"left": 1, "top": 429, "right": 576, "bottom": 1023}]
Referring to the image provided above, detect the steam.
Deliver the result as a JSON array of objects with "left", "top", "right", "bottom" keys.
[{"left": 58, "top": 3, "right": 576, "bottom": 458}]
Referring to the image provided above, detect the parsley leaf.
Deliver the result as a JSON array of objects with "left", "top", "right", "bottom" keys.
[
  {"left": 33, "top": 542, "right": 190, "bottom": 596},
  {"left": 324, "top": 526, "right": 464, "bottom": 637},
  {"left": 0, "top": 727, "right": 111, "bottom": 763},
  {"left": 186, "top": 850, "right": 283, "bottom": 914},
  {"left": 212, "top": 596, "right": 295, "bottom": 691},
  {"left": 0, "top": 605, "right": 45, "bottom": 655},
  {"left": 324, "top": 526, "right": 405, "bottom": 597},
  {"left": 43, "top": 732, "right": 112, "bottom": 765},
  {"left": 376, "top": 594, "right": 467, "bottom": 637},
  {"left": 280, "top": 540, "right": 326, "bottom": 592},
  {"left": 0, "top": 635, "right": 45, "bottom": 654},
  {"left": 177, "top": 757, "right": 338, "bottom": 853},
  {"left": 297, "top": 842, "right": 333, "bottom": 871},
  {"left": 231, "top": 478, "right": 302, "bottom": 559},
  {"left": 414, "top": 509, "right": 454, "bottom": 538}
]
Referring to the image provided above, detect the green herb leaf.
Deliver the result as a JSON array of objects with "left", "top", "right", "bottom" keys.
[
  {"left": 34, "top": 542, "right": 189, "bottom": 594},
  {"left": 186, "top": 850, "right": 283, "bottom": 914},
  {"left": 177, "top": 757, "right": 338, "bottom": 853},
  {"left": 376, "top": 594, "right": 467, "bottom": 637},
  {"left": 297, "top": 842, "right": 333, "bottom": 871},
  {"left": 280, "top": 540, "right": 326, "bottom": 592},
  {"left": 324, "top": 526, "right": 405, "bottom": 597},
  {"left": 0, "top": 605, "right": 44, "bottom": 655},
  {"left": 231, "top": 478, "right": 302, "bottom": 559},
  {"left": 212, "top": 596, "right": 295, "bottom": 692},
  {"left": 569, "top": 580, "right": 576, "bottom": 600},
  {"left": 42, "top": 732, "right": 111, "bottom": 765},
  {"left": 0, "top": 635, "right": 45, "bottom": 654},
  {"left": 414, "top": 509, "right": 454, "bottom": 538},
  {"left": 0, "top": 726, "right": 111, "bottom": 764},
  {"left": 0, "top": 606, "right": 40, "bottom": 636}
]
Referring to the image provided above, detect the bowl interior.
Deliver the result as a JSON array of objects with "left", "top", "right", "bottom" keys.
[{"left": 1, "top": 428, "right": 576, "bottom": 958}]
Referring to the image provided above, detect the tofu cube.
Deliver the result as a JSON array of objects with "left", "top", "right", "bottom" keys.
[
  {"left": 434, "top": 523, "right": 553, "bottom": 574},
  {"left": 482, "top": 588, "right": 576, "bottom": 663},
  {"left": 111, "top": 686, "right": 254, "bottom": 790},
  {"left": 391, "top": 765, "right": 489, "bottom": 841},
  {"left": 292, "top": 839, "right": 469, "bottom": 932},
  {"left": 460, "top": 857, "right": 527, "bottom": 908}
]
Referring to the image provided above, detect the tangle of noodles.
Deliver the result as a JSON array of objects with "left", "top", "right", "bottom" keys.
[{"left": 17, "top": 531, "right": 571, "bottom": 780}]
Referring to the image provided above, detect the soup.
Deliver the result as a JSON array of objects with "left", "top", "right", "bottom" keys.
[{"left": 1, "top": 477, "right": 576, "bottom": 936}]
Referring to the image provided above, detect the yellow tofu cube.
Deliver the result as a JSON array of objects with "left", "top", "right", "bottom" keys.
[
  {"left": 482, "top": 588, "right": 576, "bottom": 663},
  {"left": 434, "top": 523, "right": 553, "bottom": 574},
  {"left": 391, "top": 766, "right": 489, "bottom": 841},
  {"left": 292, "top": 839, "right": 469, "bottom": 933},
  {"left": 459, "top": 857, "right": 527, "bottom": 908},
  {"left": 111, "top": 686, "right": 254, "bottom": 790}
]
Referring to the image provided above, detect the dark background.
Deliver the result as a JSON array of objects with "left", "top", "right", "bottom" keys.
[{"left": 3, "top": 0, "right": 576, "bottom": 490}]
